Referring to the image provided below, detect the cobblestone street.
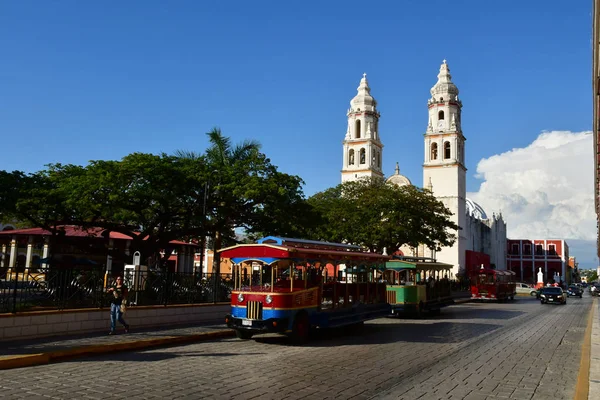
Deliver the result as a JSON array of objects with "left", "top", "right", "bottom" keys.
[{"left": 0, "top": 296, "right": 592, "bottom": 400}]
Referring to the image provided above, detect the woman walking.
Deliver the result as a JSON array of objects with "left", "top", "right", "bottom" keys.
[{"left": 107, "top": 276, "right": 130, "bottom": 335}]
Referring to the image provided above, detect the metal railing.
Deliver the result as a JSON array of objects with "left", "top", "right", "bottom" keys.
[{"left": 0, "top": 267, "right": 233, "bottom": 314}]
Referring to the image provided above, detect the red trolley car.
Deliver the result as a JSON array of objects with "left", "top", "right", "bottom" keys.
[
  {"left": 219, "top": 236, "right": 390, "bottom": 342},
  {"left": 470, "top": 266, "right": 517, "bottom": 301}
]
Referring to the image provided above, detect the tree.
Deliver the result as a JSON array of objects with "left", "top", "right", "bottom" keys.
[
  {"left": 62, "top": 153, "right": 209, "bottom": 266},
  {"left": 0, "top": 128, "right": 311, "bottom": 272},
  {"left": 180, "top": 128, "right": 314, "bottom": 275},
  {"left": 307, "top": 178, "right": 459, "bottom": 254}
]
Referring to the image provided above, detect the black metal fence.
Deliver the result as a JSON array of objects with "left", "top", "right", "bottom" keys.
[{"left": 0, "top": 267, "right": 233, "bottom": 314}]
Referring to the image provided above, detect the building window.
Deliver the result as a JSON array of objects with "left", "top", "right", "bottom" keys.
[
  {"left": 359, "top": 148, "right": 366, "bottom": 164},
  {"left": 355, "top": 120, "right": 361, "bottom": 139},
  {"left": 535, "top": 244, "right": 543, "bottom": 255},
  {"left": 348, "top": 149, "right": 355, "bottom": 166},
  {"left": 438, "top": 110, "right": 444, "bottom": 120},
  {"left": 548, "top": 244, "right": 556, "bottom": 255},
  {"left": 431, "top": 143, "right": 438, "bottom": 160},
  {"left": 511, "top": 244, "right": 519, "bottom": 255},
  {"left": 444, "top": 141, "right": 451, "bottom": 159},
  {"left": 523, "top": 244, "right": 531, "bottom": 255}
]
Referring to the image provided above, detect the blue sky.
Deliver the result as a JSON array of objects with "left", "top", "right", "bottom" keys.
[
  {"left": 1, "top": 1, "right": 595, "bottom": 264},
  {"left": 1, "top": 0, "right": 591, "bottom": 193}
]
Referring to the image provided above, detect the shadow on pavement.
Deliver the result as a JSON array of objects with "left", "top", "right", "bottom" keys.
[
  {"left": 0, "top": 321, "right": 227, "bottom": 356},
  {"left": 433, "top": 307, "right": 525, "bottom": 320},
  {"left": 252, "top": 320, "right": 502, "bottom": 347}
]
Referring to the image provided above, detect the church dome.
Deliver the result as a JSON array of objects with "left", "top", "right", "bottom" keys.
[
  {"left": 386, "top": 162, "right": 412, "bottom": 187},
  {"left": 465, "top": 198, "right": 488, "bottom": 220}
]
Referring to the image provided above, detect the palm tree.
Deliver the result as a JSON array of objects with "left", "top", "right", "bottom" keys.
[
  {"left": 203, "top": 128, "right": 261, "bottom": 297},
  {"left": 175, "top": 128, "right": 261, "bottom": 300}
]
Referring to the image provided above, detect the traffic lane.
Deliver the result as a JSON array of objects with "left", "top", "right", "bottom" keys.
[
  {"left": 374, "top": 295, "right": 592, "bottom": 400},
  {"left": 0, "top": 297, "right": 589, "bottom": 400}
]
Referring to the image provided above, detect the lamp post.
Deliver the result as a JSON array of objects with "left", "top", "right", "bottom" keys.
[{"left": 198, "top": 180, "right": 210, "bottom": 277}]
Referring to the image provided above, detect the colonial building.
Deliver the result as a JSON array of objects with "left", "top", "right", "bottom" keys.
[
  {"left": 506, "top": 239, "right": 570, "bottom": 285},
  {"left": 0, "top": 226, "right": 198, "bottom": 275},
  {"left": 341, "top": 61, "right": 507, "bottom": 279}
]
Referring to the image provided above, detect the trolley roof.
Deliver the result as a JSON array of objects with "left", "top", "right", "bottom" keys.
[
  {"left": 385, "top": 259, "right": 453, "bottom": 272},
  {"left": 218, "top": 236, "right": 389, "bottom": 265}
]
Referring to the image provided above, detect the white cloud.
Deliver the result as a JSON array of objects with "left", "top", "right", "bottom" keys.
[{"left": 467, "top": 130, "right": 595, "bottom": 243}]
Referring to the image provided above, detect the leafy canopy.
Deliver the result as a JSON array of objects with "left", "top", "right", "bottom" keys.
[{"left": 307, "top": 177, "right": 459, "bottom": 254}]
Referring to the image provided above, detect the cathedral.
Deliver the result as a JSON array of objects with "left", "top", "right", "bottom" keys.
[{"left": 341, "top": 61, "right": 507, "bottom": 279}]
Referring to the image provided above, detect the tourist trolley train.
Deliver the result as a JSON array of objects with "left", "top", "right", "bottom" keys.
[
  {"left": 470, "top": 266, "right": 517, "bottom": 301},
  {"left": 219, "top": 236, "right": 390, "bottom": 342},
  {"left": 384, "top": 256, "right": 454, "bottom": 316}
]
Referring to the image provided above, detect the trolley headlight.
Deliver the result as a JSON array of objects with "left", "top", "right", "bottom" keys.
[
  {"left": 540, "top": 294, "right": 546, "bottom": 298},
  {"left": 237, "top": 293, "right": 245, "bottom": 303},
  {"left": 265, "top": 295, "right": 273, "bottom": 305}
]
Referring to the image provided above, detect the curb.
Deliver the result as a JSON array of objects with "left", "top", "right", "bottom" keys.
[
  {"left": 453, "top": 298, "right": 472, "bottom": 304},
  {"left": 0, "top": 329, "right": 235, "bottom": 371},
  {"left": 574, "top": 297, "right": 594, "bottom": 400}
]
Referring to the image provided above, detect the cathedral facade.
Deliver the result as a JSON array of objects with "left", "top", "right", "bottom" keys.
[{"left": 341, "top": 62, "right": 507, "bottom": 278}]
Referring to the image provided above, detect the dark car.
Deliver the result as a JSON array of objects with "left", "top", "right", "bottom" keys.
[
  {"left": 539, "top": 287, "right": 567, "bottom": 305},
  {"left": 566, "top": 285, "right": 583, "bottom": 298}
]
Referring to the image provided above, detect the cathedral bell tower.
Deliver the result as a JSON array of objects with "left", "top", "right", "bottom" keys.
[
  {"left": 341, "top": 73, "right": 384, "bottom": 183},
  {"left": 423, "top": 60, "right": 467, "bottom": 276}
]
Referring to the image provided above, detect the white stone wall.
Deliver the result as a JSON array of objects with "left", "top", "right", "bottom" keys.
[
  {"left": 0, "top": 304, "right": 230, "bottom": 342},
  {"left": 464, "top": 213, "right": 507, "bottom": 271}
]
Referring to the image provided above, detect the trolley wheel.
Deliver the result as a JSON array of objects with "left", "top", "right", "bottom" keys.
[
  {"left": 290, "top": 312, "right": 310, "bottom": 344},
  {"left": 235, "top": 329, "right": 254, "bottom": 340}
]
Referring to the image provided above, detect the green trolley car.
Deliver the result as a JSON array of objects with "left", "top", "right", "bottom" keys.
[{"left": 385, "top": 256, "right": 454, "bottom": 316}]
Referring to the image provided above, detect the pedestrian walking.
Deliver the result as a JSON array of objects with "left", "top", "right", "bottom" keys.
[{"left": 107, "top": 276, "right": 130, "bottom": 335}]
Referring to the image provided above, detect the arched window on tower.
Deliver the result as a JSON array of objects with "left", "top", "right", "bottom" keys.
[
  {"left": 355, "top": 120, "right": 361, "bottom": 139},
  {"left": 438, "top": 110, "right": 444, "bottom": 120},
  {"left": 377, "top": 151, "right": 381, "bottom": 168},
  {"left": 444, "top": 141, "right": 451, "bottom": 159},
  {"left": 431, "top": 143, "right": 438, "bottom": 160},
  {"left": 359, "top": 148, "right": 366, "bottom": 164},
  {"left": 348, "top": 149, "right": 355, "bottom": 166}
]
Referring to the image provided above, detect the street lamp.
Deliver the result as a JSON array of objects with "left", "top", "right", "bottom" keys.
[{"left": 198, "top": 179, "right": 210, "bottom": 277}]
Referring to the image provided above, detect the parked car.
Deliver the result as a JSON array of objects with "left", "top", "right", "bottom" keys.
[
  {"left": 539, "top": 287, "right": 567, "bottom": 305},
  {"left": 516, "top": 282, "right": 537, "bottom": 296},
  {"left": 566, "top": 285, "right": 583, "bottom": 298}
]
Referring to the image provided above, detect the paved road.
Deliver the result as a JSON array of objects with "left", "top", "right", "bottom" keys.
[{"left": 0, "top": 295, "right": 592, "bottom": 400}]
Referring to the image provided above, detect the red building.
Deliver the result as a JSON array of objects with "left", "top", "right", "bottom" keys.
[{"left": 506, "top": 239, "right": 570, "bottom": 285}]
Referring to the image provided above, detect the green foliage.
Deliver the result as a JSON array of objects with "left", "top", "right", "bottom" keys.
[
  {"left": 584, "top": 269, "right": 598, "bottom": 282},
  {"left": 0, "top": 127, "right": 458, "bottom": 268},
  {"left": 0, "top": 127, "right": 311, "bottom": 268},
  {"left": 307, "top": 177, "right": 458, "bottom": 254}
]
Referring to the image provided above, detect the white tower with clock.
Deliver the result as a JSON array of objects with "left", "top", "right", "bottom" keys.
[
  {"left": 423, "top": 60, "right": 467, "bottom": 277},
  {"left": 341, "top": 73, "right": 384, "bottom": 183}
]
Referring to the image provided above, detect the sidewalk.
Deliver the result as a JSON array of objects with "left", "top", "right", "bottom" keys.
[
  {"left": 1, "top": 293, "right": 473, "bottom": 371},
  {"left": 0, "top": 321, "right": 234, "bottom": 370},
  {"left": 589, "top": 298, "right": 599, "bottom": 400}
]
